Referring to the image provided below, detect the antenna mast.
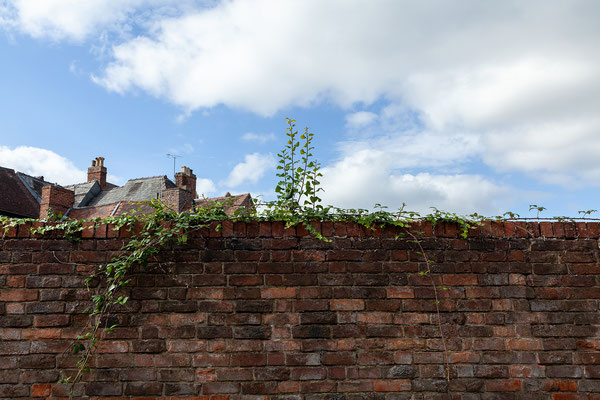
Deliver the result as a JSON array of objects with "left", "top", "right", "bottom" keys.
[{"left": 166, "top": 153, "right": 182, "bottom": 177}]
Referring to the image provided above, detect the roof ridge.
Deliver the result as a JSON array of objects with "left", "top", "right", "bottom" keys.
[
  {"left": 127, "top": 175, "right": 169, "bottom": 182},
  {"left": 16, "top": 171, "right": 50, "bottom": 183}
]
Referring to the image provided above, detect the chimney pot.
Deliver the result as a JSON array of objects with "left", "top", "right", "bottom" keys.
[{"left": 88, "top": 156, "right": 107, "bottom": 189}]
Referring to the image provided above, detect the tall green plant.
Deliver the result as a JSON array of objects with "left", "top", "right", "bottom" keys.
[{"left": 273, "top": 118, "right": 323, "bottom": 214}]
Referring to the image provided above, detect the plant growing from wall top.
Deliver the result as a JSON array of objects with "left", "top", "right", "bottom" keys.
[{"left": 270, "top": 117, "right": 323, "bottom": 215}]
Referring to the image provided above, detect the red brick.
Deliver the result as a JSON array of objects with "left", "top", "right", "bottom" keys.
[
  {"left": 374, "top": 379, "right": 411, "bottom": 391},
  {"left": 485, "top": 379, "right": 522, "bottom": 391},
  {"left": 290, "top": 367, "right": 327, "bottom": 380},
  {"left": 443, "top": 274, "right": 478, "bottom": 285},
  {"left": 330, "top": 299, "right": 364, "bottom": 311},
  {"left": 333, "top": 222, "right": 347, "bottom": 236},
  {"left": 203, "top": 382, "right": 239, "bottom": 394},
  {"left": 357, "top": 312, "right": 393, "bottom": 324},
  {"left": 261, "top": 287, "right": 296, "bottom": 298},
  {"left": 228, "top": 275, "right": 263, "bottom": 286},
  {"left": 230, "top": 353, "right": 266, "bottom": 366},
  {"left": 194, "top": 354, "right": 228, "bottom": 367},
  {"left": 71, "top": 250, "right": 105, "bottom": 263},
  {"left": 257, "top": 221, "right": 272, "bottom": 237},
  {"left": 300, "top": 380, "right": 336, "bottom": 393},
  {"left": 386, "top": 287, "right": 414, "bottom": 298},
  {"left": 279, "top": 380, "right": 299, "bottom": 393},
  {"left": 346, "top": 222, "right": 360, "bottom": 237},
  {"left": 337, "top": 380, "right": 373, "bottom": 392},
  {"left": 321, "top": 221, "right": 334, "bottom": 237},
  {"left": 233, "top": 221, "right": 246, "bottom": 237},
  {"left": 543, "top": 379, "right": 578, "bottom": 391},
  {"left": 587, "top": 223, "right": 600, "bottom": 238},
  {"left": 321, "top": 352, "right": 355, "bottom": 366},
  {"left": 540, "top": 221, "right": 553, "bottom": 237},
  {"left": 31, "top": 384, "right": 51, "bottom": 397},
  {"left": 510, "top": 364, "right": 544, "bottom": 378},
  {"left": 0, "top": 289, "right": 37, "bottom": 302},
  {"left": 21, "top": 328, "right": 61, "bottom": 339},
  {"left": 187, "top": 288, "right": 224, "bottom": 300},
  {"left": 552, "top": 394, "right": 587, "bottom": 400}
]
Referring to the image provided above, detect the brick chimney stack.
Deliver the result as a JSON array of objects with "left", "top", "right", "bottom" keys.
[
  {"left": 40, "top": 185, "right": 74, "bottom": 220},
  {"left": 162, "top": 187, "right": 194, "bottom": 213},
  {"left": 175, "top": 166, "right": 197, "bottom": 199},
  {"left": 87, "top": 157, "right": 107, "bottom": 190}
]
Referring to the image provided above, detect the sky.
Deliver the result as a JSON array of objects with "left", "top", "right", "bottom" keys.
[{"left": 1, "top": 0, "right": 600, "bottom": 218}]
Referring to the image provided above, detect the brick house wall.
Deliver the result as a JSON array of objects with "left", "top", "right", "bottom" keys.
[
  {"left": 0, "top": 221, "right": 599, "bottom": 399},
  {"left": 39, "top": 186, "right": 75, "bottom": 220}
]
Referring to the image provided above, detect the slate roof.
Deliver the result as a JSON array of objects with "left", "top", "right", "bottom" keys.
[
  {"left": 65, "top": 181, "right": 102, "bottom": 207},
  {"left": 16, "top": 172, "right": 50, "bottom": 202},
  {"left": 66, "top": 176, "right": 176, "bottom": 209},
  {"left": 67, "top": 193, "right": 253, "bottom": 220},
  {"left": 66, "top": 202, "right": 120, "bottom": 220},
  {"left": 195, "top": 192, "right": 254, "bottom": 216},
  {"left": 87, "top": 176, "right": 177, "bottom": 206},
  {"left": 0, "top": 167, "right": 50, "bottom": 218},
  {"left": 67, "top": 200, "right": 157, "bottom": 220}
]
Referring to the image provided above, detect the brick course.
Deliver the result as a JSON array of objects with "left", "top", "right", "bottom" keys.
[{"left": 1, "top": 221, "right": 600, "bottom": 398}]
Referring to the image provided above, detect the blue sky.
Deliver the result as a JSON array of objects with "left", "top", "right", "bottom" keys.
[{"left": 1, "top": 0, "right": 600, "bottom": 218}]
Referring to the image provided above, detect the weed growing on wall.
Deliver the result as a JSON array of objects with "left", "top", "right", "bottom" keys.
[{"left": 272, "top": 117, "right": 323, "bottom": 212}]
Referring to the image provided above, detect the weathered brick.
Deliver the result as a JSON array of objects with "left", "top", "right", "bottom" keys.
[
  {"left": 485, "top": 379, "right": 522, "bottom": 391},
  {"left": 230, "top": 352, "right": 267, "bottom": 366},
  {"left": 0, "top": 289, "right": 37, "bottom": 302},
  {"left": 330, "top": 299, "right": 364, "bottom": 311},
  {"left": 262, "top": 287, "right": 296, "bottom": 298},
  {"left": 290, "top": 367, "right": 327, "bottom": 380}
]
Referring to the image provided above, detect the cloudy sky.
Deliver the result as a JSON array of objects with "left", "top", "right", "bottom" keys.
[{"left": 1, "top": 0, "right": 599, "bottom": 217}]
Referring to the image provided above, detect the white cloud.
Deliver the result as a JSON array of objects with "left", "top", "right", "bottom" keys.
[
  {"left": 242, "top": 132, "right": 276, "bottom": 144},
  {"left": 196, "top": 177, "right": 216, "bottom": 197},
  {"left": 482, "top": 117, "right": 600, "bottom": 184},
  {"left": 0, "top": 2, "right": 16, "bottom": 30},
  {"left": 320, "top": 150, "right": 513, "bottom": 215},
  {"left": 0, "top": 146, "right": 86, "bottom": 185},
  {"left": 345, "top": 111, "right": 377, "bottom": 129},
  {"left": 223, "top": 153, "right": 275, "bottom": 188},
  {"left": 398, "top": 57, "right": 600, "bottom": 186},
  {"left": 90, "top": 1, "right": 600, "bottom": 116},
  {"left": 0, "top": 0, "right": 200, "bottom": 41},
  {"left": 2, "top": 0, "right": 140, "bottom": 41}
]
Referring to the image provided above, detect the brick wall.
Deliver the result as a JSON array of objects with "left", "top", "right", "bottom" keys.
[{"left": 1, "top": 220, "right": 599, "bottom": 399}]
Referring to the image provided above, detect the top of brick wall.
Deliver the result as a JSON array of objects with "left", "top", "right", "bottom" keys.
[{"left": 2, "top": 220, "right": 599, "bottom": 240}]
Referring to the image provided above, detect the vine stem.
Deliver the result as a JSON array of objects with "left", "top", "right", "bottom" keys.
[
  {"left": 405, "top": 228, "right": 451, "bottom": 382},
  {"left": 296, "top": 128, "right": 310, "bottom": 205}
]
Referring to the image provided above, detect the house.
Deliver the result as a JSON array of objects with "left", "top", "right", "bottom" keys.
[
  {"left": 0, "top": 166, "right": 53, "bottom": 218},
  {"left": 33, "top": 157, "right": 253, "bottom": 220}
]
